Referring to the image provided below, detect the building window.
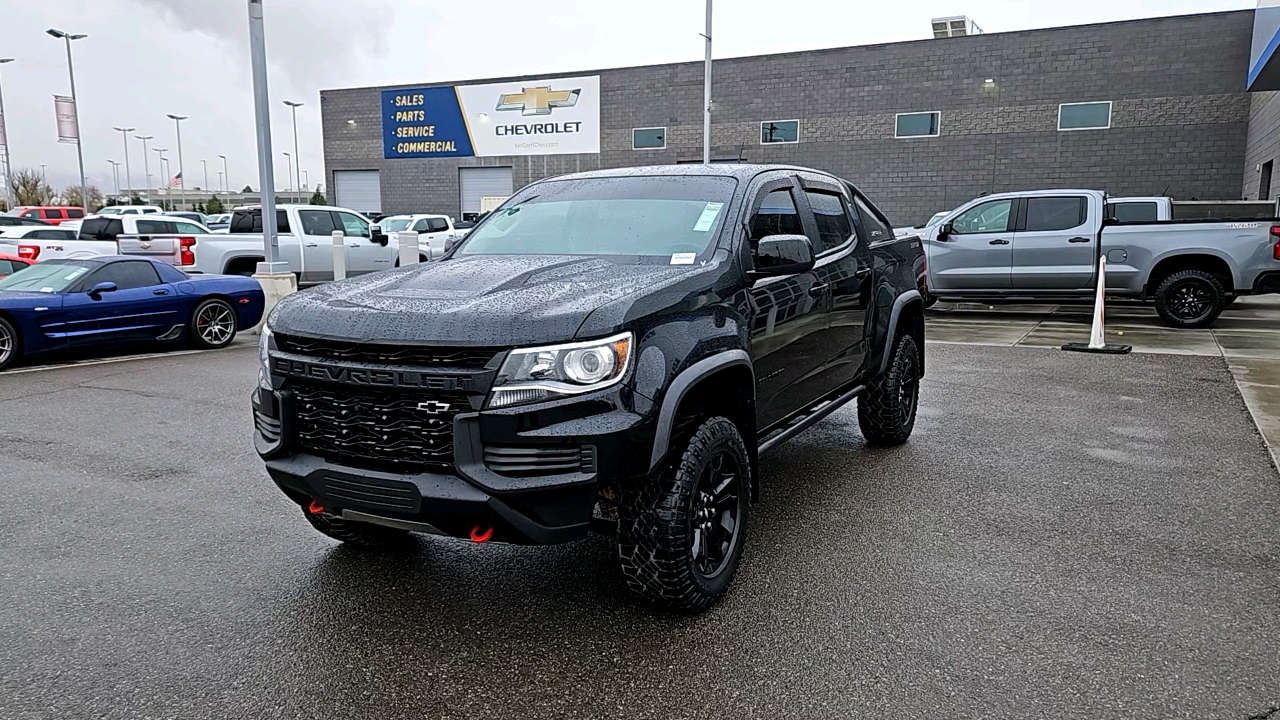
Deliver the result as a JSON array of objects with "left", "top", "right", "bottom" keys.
[
  {"left": 1058, "top": 101, "right": 1112, "bottom": 131},
  {"left": 632, "top": 127, "right": 666, "bottom": 150},
  {"left": 760, "top": 120, "right": 799, "bottom": 144},
  {"left": 895, "top": 112, "right": 940, "bottom": 138},
  {"left": 1261, "top": 161, "right": 1273, "bottom": 201}
]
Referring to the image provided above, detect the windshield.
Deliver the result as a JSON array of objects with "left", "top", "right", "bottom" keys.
[
  {"left": 458, "top": 175, "right": 738, "bottom": 262},
  {"left": 381, "top": 217, "right": 413, "bottom": 232},
  {"left": 96, "top": 207, "right": 125, "bottom": 215},
  {"left": 925, "top": 211, "right": 950, "bottom": 228},
  {"left": 0, "top": 260, "right": 96, "bottom": 292}
]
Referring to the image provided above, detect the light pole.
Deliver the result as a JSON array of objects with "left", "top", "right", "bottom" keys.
[
  {"left": 283, "top": 100, "right": 303, "bottom": 201},
  {"left": 218, "top": 154, "right": 228, "bottom": 192},
  {"left": 302, "top": 170, "right": 308, "bottom": 190},
  {"left": 283, "top": 152, "right": 292, "bottom": 198},
  {"left": 107, "top": 160, "right": 119, "bottom": 196},
  {"left": 0, "top": 58, "right": 14, "bottom": 209},
  {"left": 135, "top": 135, "right": 153, "bottom": 201},
  {"left": 248, "top": 0, "right": 283, "bottom": 273},
  {"left": 155, "top": 147, "right": 167, "bottom": 208},
  {"left": 166, "top": 114, "right": 187, "bottom": 211},
  {"left": 217, "top": 171, "right": 224, "bottom": 194},
  {"left": 200, "top": 159, "right": 208, "bottom": 192},
  {"left": 701, "top": 1, "right": 712, "bottom": 165},
  {"left": 48, "top": 29, "right": 88, "bottom": 209},
  {"left": 112, "top": 126, "right": 135, "bottom": 196}
]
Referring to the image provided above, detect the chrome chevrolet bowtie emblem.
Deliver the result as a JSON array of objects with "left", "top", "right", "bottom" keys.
[
  {"left": 416, "top": 401, "right": 452, "bottom": 415},
  {"left": 496, "top": 86, "right": 580, "bottom": 116}
]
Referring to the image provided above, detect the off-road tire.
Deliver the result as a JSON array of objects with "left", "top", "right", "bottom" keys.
[
  {"left": 0, "top": 315, "right": 20, "bottom": 371},
  {"left": 858, "top": 333, "right": 920, "bottom": 446},
  {"left": 1154, "top": 269, "right": 1225, "bottom": 329},
  {"left": 303, "top": 506, "right": 416, "bottom": 548},
  {"left": 188, "top": 298, "right": 238, "bottom": 349},
  {"left": 618, "top": 416, "right": 751, "bottom": 612}
]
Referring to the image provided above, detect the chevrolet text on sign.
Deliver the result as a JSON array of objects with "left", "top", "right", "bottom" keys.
[{"left": 382, "top": 75, "right": 601, "bottom": 159}]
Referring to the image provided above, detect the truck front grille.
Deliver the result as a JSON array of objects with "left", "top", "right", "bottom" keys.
[
  {"left": 292, "top": 382, "right": 465, "bottom": 471},
  {"left": 276, "top": 334, "right": 503, "bottom": 370}
]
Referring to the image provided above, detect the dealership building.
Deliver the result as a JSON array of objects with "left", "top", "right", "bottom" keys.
[{"left": 321, "top": 8, "right": 1280, "bottom": 225}]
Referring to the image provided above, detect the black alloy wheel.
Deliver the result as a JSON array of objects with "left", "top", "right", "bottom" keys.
[
  {"left": 1154, "top": 269, "right": 1225, "bottom": 329},
  {"left": 690, "top": 450, "right": 745, "bottom": 579}
]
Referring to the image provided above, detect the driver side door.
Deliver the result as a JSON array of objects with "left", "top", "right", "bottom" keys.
[
  {"left": 61, "top": 261, "right": 181, "bottom": 349},
  {"left": 928, "top": 198, "right": 1014, "bottom": 291}
]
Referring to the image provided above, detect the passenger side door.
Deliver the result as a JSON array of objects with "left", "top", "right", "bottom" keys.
[
  {"left": 801, "top": 182, "right": 873, "bottom": 388},
  {"left": 1011, "top": 196, "right": 1095, "bottom": 290},
  {"left": 928, "top": 198, "right": 1014, "bottom": 291},
  {"left": 63, "top": 261, "right": 181, "bottom": 348},
  {"left": 746, "top": 180, "right": 832, "bottom": 430},
  {"left": 296, "top": 209, "right": 338, "bottom": 282},
  {"left": 337, "top": 211, "right": 391, "bottom": 275}
]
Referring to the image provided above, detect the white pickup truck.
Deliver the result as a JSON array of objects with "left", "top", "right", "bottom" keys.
[
  {"left": 0, "top": 224, "right": 114, "bottom": 261},
  {"left": 919, "top": 189, "right": 1280, "bottom": 328},
  {"left": 1107, "top": 197, "right": 1278, "bottom": 223},
  {"left": 117, "top": 204, "right": 433, "bottom": 283},
  {"left": 374, "top": 214, "right": 461, "bottom": 256}
]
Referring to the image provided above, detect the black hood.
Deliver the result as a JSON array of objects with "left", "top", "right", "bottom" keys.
[{"left": 268, "top": 255, "right": 724, "bottom": 347}]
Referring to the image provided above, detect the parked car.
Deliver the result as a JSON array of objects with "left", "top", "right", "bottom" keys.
[
  {"left": 119, "top": 204, "right": 422, "bottom": 282},
  {"left": 95, "top": 205, "right": 164, "bottom": 216},
  {"left": 0, "top": 225, "right": 109, "bottom": 262},
  {"left": 895, "top": 210, "right": 951, "bottom": 237},
  {"left": 0, "top": 256, "right": 265, "bottom": 370},
  {"left": 6, "top": 206, "right": 86, "bottom": 225},
  {"left": 0, "top": 254, "right": 31, "bottom": 277},
  {"left": 79, "top": 214, "right": 212, "bottom": 241},
  {"left": 164, "top": 211, "right": 208, "bottom": 225},
  {"left": 253, "top": 164, "right": 926, "bottom": 611},
  {"left": 921, "top": 189, "right": 1280, "bottom": 327},
  {"left": 0, "top": 216, "right": 52, "bottom": 228},
  {"left": 373, "top": 214, "right": 461, "bottom": 256},
  {"left": 206, "top": 213, "right": 232, "bottom": 231}
]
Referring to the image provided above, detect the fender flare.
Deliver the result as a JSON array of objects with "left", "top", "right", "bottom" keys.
[
  {"left": 648, "top": 349, "right": 753, "bottom": 472},
  {"left": 879, "top": 289, "right": 922, "bottom": 374}
]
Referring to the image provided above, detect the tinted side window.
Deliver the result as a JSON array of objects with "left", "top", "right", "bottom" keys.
[
  {"left": 805, "top": 191, "right": 854, "bottom": 253},
  {"left": 89, "top": 261, "right": 163, "bottom": 290},
  {"left": 80, "top": 218, "right": 124, "bottom": 240},
  {"left": 0, "top": 260, "right": 13, "bottom": 274},
  {"left": 749, "top": 189, "right": 803, "bottom": 240},
  {"left": 852, "top": 196, "right": 893, "bottom": 244},
  {"left": 1024, "top": 197, "right": 1086, "bottom": 232},
  {"left": 277, "top": 211, "right": 291, "bottom": 234},
  {"left": 411, "top": 219, "right": 430, "bottom": 233},
  {"left": 951, "top": 200, "right": 1012, "bottom": 234},
  {"left": 230, "top": 211, "right": 290, "bottom": 233},
  {"left": 428, "top": 218, "right": 450, "bottom": 232},
  {"left": 46, "top": 209, "right": 64, "bottom": 219},
  {"left": 297, "top": 210, "right": 337, "bottom": 236},
  {"left": 67, "top": 209, "right": 84, "bottom": 219},
  {"left": 1107, "top": 202, "right": 1158, "bottom": 224},
  {"left": 136, "top": 220, "right": 176, "bottom": 234}
]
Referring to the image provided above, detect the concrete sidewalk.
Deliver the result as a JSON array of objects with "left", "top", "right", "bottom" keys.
[{"left": 927, "top": 296, "right": 1280, "bottom": 470}]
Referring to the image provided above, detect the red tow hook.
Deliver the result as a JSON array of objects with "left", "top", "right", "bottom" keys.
[
  {"left": 307, "top": 500, "right": 326, "bottom": 515},
  {"left": 469, "top": 525, "right": 495, "bottom": 543}
]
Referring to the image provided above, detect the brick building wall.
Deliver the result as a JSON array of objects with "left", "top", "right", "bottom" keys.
[
  {"left": 322, "top": 10, "right": 1254, "bottom": 225},
  {"left": 1244, "top": 91, "right": 1280, "bottom": 200}
]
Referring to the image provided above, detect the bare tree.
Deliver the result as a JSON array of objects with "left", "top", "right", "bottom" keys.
[
  {"left": 60, "top": 185, "right": 105, "bottom": 211},
  {"left": 11, "top": 168, "right": 55, "bottom": 206}
]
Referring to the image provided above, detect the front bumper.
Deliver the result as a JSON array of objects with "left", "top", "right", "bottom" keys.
[{"left": 253, "top": 386, "right": 652, "bottom": 545}]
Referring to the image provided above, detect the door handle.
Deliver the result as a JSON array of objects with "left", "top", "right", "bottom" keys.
[
  {"left": 854, "top": 267, "right": 872, "bottom": 279},
  {"left": 808, "top": 283, "right": 828, "bottom": 298},
  {"left": 988, "top": 239, "right": 1010, "bottom": 245},
  {"left": 153, "top": 289, "right": 169, "bottom": 296},
  {"left": 304, "top": 243, "right": 319, "bottom": 248},
  {"left": 1068, "top": 237, "right": 1091, "bottom": 243}
]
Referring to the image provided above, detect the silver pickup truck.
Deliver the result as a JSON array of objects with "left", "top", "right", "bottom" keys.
[{"left": 920, "top": 189, "right": 1280, "bottom": 328}]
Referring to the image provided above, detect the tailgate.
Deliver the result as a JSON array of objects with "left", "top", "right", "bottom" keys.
[{"left": 116, "top": 234, "right": 182, "bottom": 265}]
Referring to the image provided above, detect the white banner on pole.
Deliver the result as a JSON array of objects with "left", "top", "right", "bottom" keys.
[{"left": 53, "top": 95, "right": 78, "bottom": 144}]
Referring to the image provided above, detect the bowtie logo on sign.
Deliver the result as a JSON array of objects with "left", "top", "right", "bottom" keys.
[{"left": 495, "top": 86, "right": 580, "bottom": 116}]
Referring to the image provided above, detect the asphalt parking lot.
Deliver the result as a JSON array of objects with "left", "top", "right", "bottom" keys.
[{"left": 2, "top": 331, "right": 1279, "bottom": 719}]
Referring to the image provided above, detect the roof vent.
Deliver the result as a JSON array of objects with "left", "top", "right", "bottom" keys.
[{"left": 931, "top": 16, "right": 983, "bottom": 38}]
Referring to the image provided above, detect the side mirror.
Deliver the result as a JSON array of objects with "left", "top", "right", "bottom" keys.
[
  {"left": 444, "top": 236, "right": 462, "bottom": 254},
  {"left": 750, "top": 234, "right": 815, "bottom": 280},
  {"left": 937, "top": 221, "right": 954, "bottom": 241},
  {"left": 371, "top": 226, "right": 388, "bottom": 246},
  {"left": 88, "top": 281, "right": 117, "bottom": 298}
]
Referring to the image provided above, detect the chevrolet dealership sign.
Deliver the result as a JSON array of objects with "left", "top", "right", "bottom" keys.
[
  {"left": 1250, "top": 0, "right": 1280, "bottom": 90},
  {"left": 382, "top": 75, "right": 601, "bottom": 159}
]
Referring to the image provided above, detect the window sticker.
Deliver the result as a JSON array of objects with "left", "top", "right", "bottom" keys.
[
  {"left": 692, "top": 202, "right": 724, "bottom": 232},
  {"left": 670, "top": 253, "right": 697, "bottom": 265}
]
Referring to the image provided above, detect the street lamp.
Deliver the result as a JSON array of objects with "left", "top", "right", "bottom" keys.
[
  {"left": 0, "top": 58, "right": 15, "bottom": 209},
  {"left": 283, "top": 151, "right": 292, "bottom": 196},
  {"left": 302, "top": 170, "right": 308, "bottom": 190},
  {"left": 200, "top": 159, "right": 208, "bottom": 192},
  {"left": 218, "top": 154, "right": 228, "bottom": 192},
  {"left": 107, "top": 159, "right": 119, "bottom": 196},
  {"left": 217, "top": 171, "right": 224, "bottom": 194},
  {"left": 166, "top": 113, "right": 187, "bottom": 211},
  {"left": 154, "top": 147, "right": 167, "bottom": 208},
  {"left": 48, "top": 29, "right": 88, "bottom": 209},
  {"left": 248, "top": 0, "right": 283, "bottom": 274},
  {"left": 135, "top": 135, "right": 153, "bottom": 201},
  {"left": 112, "top": 126, "right": 135, "bottom": 196},
  {"left": 283, "top": 100, "right": 303, "bottom": 201}
]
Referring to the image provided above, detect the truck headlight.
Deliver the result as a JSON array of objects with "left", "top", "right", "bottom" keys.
[
  {"left": 488, "top": 332, "right": 633, "bottom": 409},
  {"left": 258, "top": 325, "right": 275, "bottom": 390}
]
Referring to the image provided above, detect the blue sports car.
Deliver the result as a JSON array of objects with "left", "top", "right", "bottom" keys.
[{"left": 0, "top": 256, "right": 265, "bottom": 370}]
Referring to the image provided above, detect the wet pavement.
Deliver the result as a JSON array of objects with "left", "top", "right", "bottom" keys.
[{"left": 1, "top": 342, "right": 1279, "bottom": 719}]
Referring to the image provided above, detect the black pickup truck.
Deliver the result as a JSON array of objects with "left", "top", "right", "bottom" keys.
[{"left": 253, "top": 165, "right": 926, "bottom": 610}]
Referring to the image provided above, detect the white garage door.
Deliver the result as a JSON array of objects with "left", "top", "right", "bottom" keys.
[
  {"left": 459, "top": 167, "right": 513, "bottom": 216},
  {"left": 334, "top": 171, "right": 382, "bottom": 214}
]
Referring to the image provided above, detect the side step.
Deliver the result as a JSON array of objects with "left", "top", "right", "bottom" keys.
[{"left": 758, "top": 384, "right": 865, "bottom": 455}]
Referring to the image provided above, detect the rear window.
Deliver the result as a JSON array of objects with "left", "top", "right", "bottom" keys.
[
  {"left": 45, "top": 209, "right": 64, "bottom": 219},
  {"left": 1024, "top": 197, "right": 1087, "bottom": 232},
  {"left": 136, "top": 220, "right": 176, "bottom": 234},
  {"left": 1107, "top": 202, "right": 1158, "bottom": 224},
  {"left": 80, "top": 218, "right": 124, "bottom": 241}
]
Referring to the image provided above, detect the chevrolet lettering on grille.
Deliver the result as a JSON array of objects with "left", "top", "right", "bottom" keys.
[{"left": 271, "top": 357, "right": 470, "bottom": 391}]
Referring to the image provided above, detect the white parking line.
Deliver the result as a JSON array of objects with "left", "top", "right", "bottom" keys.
[{"left": 0, "top": 346, "right": 245, "bottom": 375}]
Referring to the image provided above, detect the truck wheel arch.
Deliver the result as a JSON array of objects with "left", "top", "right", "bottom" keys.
[
  {"left": 648, "top": 350, "right": 757, "bottom": 494},
  {"left": 1144, "top": 252, "right": 1236, "bottom": 297},
  {"left": 878, "top": 290, "right": 925, "bottom": 377},
  {"left": 223, "top": 256, "right": 263, "bottom": 276}
]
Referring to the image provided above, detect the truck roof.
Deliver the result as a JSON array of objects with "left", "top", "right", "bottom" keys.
[{"left": 529, "top": 164, "right": 844, "bottom": 183}]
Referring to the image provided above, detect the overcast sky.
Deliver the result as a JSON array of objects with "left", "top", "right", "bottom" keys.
[{"left": 0, "top": 0, "right": 1255, "bottom": 197}]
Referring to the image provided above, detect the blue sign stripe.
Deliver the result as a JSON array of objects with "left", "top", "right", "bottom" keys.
[
  {"left": 1250, "top": 25, "right": 1280, "bottom": 88},
  {"left": 382, "top": 87, "right": 475, "bottom": 159}
]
